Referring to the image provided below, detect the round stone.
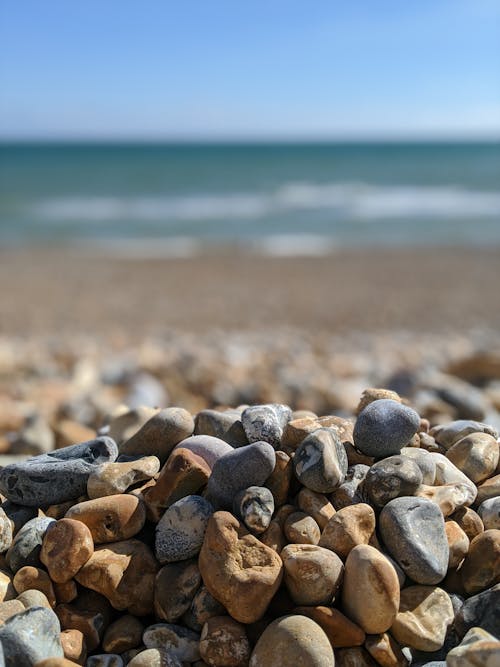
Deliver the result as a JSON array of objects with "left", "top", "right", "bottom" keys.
[
  {"left": 297, "top": 488, "right": 335, "bottom": 530},
  {"left": 449, "top": 506, "right": 484, "bottom": 541},
  {"left": 194, "top": 409, "right": 248, "bottom": 447},
  {"left": 241, "top": 404, "right": 292, "bottom": 449},
  {"left": 233, "top": 486, "right": 274, "bottom": 534},
  {"left": 445, "top": 521, "right": 470, "bottom": 569},
  {"left": 353, "top": 399, "right": 420, "bottom": 458},
  {"left": 281, "top": 543, "right": 343, "bottom": 606},
  {"left": 13, "top": 565, "right": 56, "bottom": 606},
  {"left": 319, "top": 503, "right": 376, "bottom": 560},
  {"left": 6, "top": 516, "right": 55, "bottom": 573},
  {"left": 102, "top": 614, "right": 144, "bottom": 653},
  {"left": 364, "top": 455, "right": 423, "bottom": 508},
  {"left": 460, "top": 529, "right": 500, "bottom": 595},
  {"left": 446, "top": 432, "right": 499, "bottom": 483},
  {"left": 379, "top": 497, "right": 449, "bottom": 584},
  {"left": 155, "top": 495, "right": 213, "bottom": 563},
  {"left": 65, "top": 494, "right": 146, "bottom": 544},
  {"left": 40, "top": 518, "right": 94, "bottom": 583},
  {"left": 477, "top": 497, "right": 500, "bottom": 530},
  {"left": 200, "top": 615, "right": 250, "bottom": 667},
  {"left": 293, "top": 427, "right": 348, "bottom": 493},
  {"left": 283, "top": 512, "right": 321, "bottom": 545}
]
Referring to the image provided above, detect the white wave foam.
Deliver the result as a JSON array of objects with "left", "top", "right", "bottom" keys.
[{"left": 33, "top": 182, "right": 500, "bottom": 224}]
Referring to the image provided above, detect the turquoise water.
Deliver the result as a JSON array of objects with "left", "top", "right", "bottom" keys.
[{"left": 1, "top": 142, "right": 499, "bottom": 252}]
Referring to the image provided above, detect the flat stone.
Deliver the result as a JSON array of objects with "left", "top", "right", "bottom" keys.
[
  {"left": 460, "top": 529, "right": 500, "bottom": 595},
  {"left": 445, "top": 521, "right": 470, "bottom": 569},
  {"left": 194, "top": 410, "right": 248, "bottom": 447},
  {"left": 293, "top": 606, "right": 365, "bottom": 648},
  {"left": 283, "top": 511, "right": 321, "bottom": 545},
  {"left": 40, "top": 518, "right": 94, "bottom": 583},
  {"left": 87, "top": 456, "right": 160, "bottom": 499},
  {"left": 199, "top": 615, "right": 250, "bottom": 667},
  {"left": 6, "top": 516, "right": 55, "bottom": 573},
  {"left": 297, "top": 488, "right": 335, "bottom": 530},
  {"left": 341, "top": 545, "right": 400, "bottom": 634},
  {"left": 119, "top": 408, "right": 194, "bottom": 463},
  {"left": 281, "top": 543, "right": 343, "bottom": 606},
  {"left": 241, "top": 404, "right": 292, "bottom": 449},
  {"left": 0, "top": 437, "right": 118, "bottom": 506},
  {"left": 198, "top": 511, "right": 283, "bottom": 624},
  {"left": 364, "top": 455, "right": 423, "bottom": 508},
  {"left": 400, "top": 447, "right": 436, "bottom": 484},
  {"left": 390, "top": 585, "right": 454, "bottom": 651},
  {"left": 75, "top": 539, "right": 159, "bottom": 616},
  {"left": 478, "top": 497, "right": 500, "bottom": 530},
  {"left": 182, "top": 585, "right": 226, "bottom": 632},
  {"left": 293, "top": 428, "right": 348, "bottom": 493},
  {"left": 379, "top": 497, "right": 449, "bottom": 585},
  {"left": 102, "top": 614, "right": 144, "bottom": 653},
  {"left": 249, "top": 614, "right": 334, "bottom": 666},
  {"left": 154, "top": 558, "right": 201, "bottom": 622},
  {"left": 353, "top": 399, "right": 420, "bottom": 458},
  {"left": 65, "top": 494, "right": 145, "bottom": 544},
  {"left": 233, "top": 486, "right": 274, "bottom": 534},
  {"left": 0, "top": 606, "right": 63, "bottom": 665},
  {"left": 319, "top": 503, "right": 376, "bottom": 560},
  {"left": 206, "top": 442, "right": 276, "bottom": 510},
  {"left": 364, "top": 632, "right": 409, "bottom": 667},
  {"left": 264, "top": 451, "right": 293, "bottom": 508},
  {"left": 155, "top": 495, "right": 213, "bottom": 563},
  {"left": 143, "top": 623, "right": 200, "bottom": 662},
  {"left": 454, "top": 584, "right": 500, "bottom": 638},
  {"left": 13, "top": 566, "right": 56, "bottom": 606},
  {"left": 431, "top": 420, "right": 498, "bottom": 450},
  {"left": 60, "top": 627, "right": 87, "bottom": 664},
  {"left": 330, "top": 464, "right": 370, "bottom": 510}
]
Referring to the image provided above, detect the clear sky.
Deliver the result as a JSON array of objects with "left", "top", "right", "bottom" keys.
[{"left": 1, "top": 0, "right": 499, "bottom": 140}]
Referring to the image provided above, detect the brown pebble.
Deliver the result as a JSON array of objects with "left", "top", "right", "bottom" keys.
[
  {"left": 0, "top": 568, "right": 15, "bottom": 602},
  {"left": 297, "top": 488, "right": 336, "bottom": 530},
  {"left": 41, "top": 518, "right": 94, "bottom": 583},
  {"left": 87, "top": 456, "right": 160, "bottom": 499},
  {"left": 319, "top": 503, "right": 376, "bottom": 560},
  {"left": 60, "top": 628, "right": 87, "bottom": 665},
  {"left": 445, "top": 521, "right": 470, "bottom": 569},
  {"left": 450, "top": 506, "right": 484, "bottom": 541},
  {"left": 65, "top": 494, "right": 146, "bottom": 544},
  {"left": 200, "top": 615, "right": 251, "bottom": 667},
  {"left": 476, "top": 474, "right": 500, "bottom": 505},
  {"left": 460, "top": 529, "right": 500, "bottom": 594},
  {"left": 55, "top": 603, "right": 105, "bottom": 651},
  {"left": 294, "top": 605, "right": 365, "bottom": 648},
  {"left": 264, "top": 451, "right": 293, "bottom": 508},
  {"left": 364, "top": 633, "right": 409, "bottom": 667},
  {"left": 446, "top": 432, "right": 499, "bottom": 483},
  {"left": 281, "top": 543, "right": 343, "bottom": 606},
  {"left": 54, "top": 580, "right": 78, "bottom": 604},
  {"left": 283, "top": 511, "right": 321, "bottom": 545},
  {"left": 102, "top": 614, "right": 144, "bottom": 653},
  {"left": 13, "top": 565, "right": 56, "bottom": 606}
]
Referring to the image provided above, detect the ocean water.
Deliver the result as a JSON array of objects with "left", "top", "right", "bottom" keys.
[{"left": 1, "top": 142, "right": 499, "bottom": 255}]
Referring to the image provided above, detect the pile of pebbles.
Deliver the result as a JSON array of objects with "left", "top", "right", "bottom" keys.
[{"left": 0, "top": 390, "right": 498, "bottom": 666}]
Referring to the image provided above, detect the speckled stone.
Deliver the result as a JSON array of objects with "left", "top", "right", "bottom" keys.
[
  {"left": 294, "top": 427, "right": 348, "bottom": 493},
  {"left": 65, "top": 494, "right": 146, "bottom": 544},
  {"left": 233, "top": 486, "right": 274, "bottom": 534},
  {"left": 293, "top": 606, "right": 365, "bottom": 648},
  {"left": 241, "top": 404, "right": 292, "bottom": 449},
  {"left": 379, "top": 497, "right": 449, "bottom": 584},
  {"left": 477, "top": 497, "right": 500, "bottom": 530},
  {"left": 154, "top": 558, "right": 201, "bottom": 622},
  {"left": 87, "top": 456, "right": 160, "bottom": 499},
  {"left": 206, "top": 442, "right": 276, "bottom": 510},
  {"left": 454, "top": 584, "right": 500, "bottom": 638},
  {"left": 330, "top": 464, "right": 370, "bottom": 510},
  {"left": 460, "top": 529, "right": 500, "bottom": 595},
  {"left": 127, "top": 649, "right": 183, "bottom": 667},
  {"left": 143, "top": 623, "right": 201, "bottom": 662},
  {"left": 283, "top": 511, "right": 321, "bottom": 545},
  {"left": 249, "top": 614, "right": 334, "bottom": 667},
  {"left": 182, "top": 585, "right": 226, "bottom": 633},
  {"left": 390, "top": 585, "right": 454, "bottom": 651},
  {"left": 353, "top": 399, "right": 420, "bottom": 458},
  {"left": 6, "top": 516, "right": 55, "bottom": 573},
  {"left": 319, "top": 503, "right": 376, "bottom": 560},
  {"left": 194, "top": 410, "right": 248, "bottom": 447},
  {"left": 342, "top": 545, "right": 400, "bottom": 634},
  {"left": 0, "top": 437, "right": 118, "bottom": 506},
  {"left": 0, "top": 606, "right": 63, "bottom": 665},
  {"left": 431, "top": 420, "right": 498, "bottom": 450},
  {"left": 199, "top": 615, "right": 250, "bottom": 667},
  {"left": 281, "top": 543, "right": 343, "bottom": 606},
  {"left": 155, "top": 495, "right": 213, "bottom": 563},
  {"left": 365, "top": 455, "right": 423, "bottom": 508},
  {"left": 40, "top": 518, "right": 94, "bottom": 583},
  {"left": 400, "top": 447, "right": 436, "bottom": 484},
  {"left": 297, "top": 488, "right": 335, "bottom": 530}
]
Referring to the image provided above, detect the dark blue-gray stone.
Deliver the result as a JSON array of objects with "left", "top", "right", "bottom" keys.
[
  {"left": 154, "top": 559, "right": 201, "bottom": 623},
  {"left": 5, "top": 516, "right": 55, "bottom": 573},
  {"left": 155, "top": 495, "right": 213, "bottom": 563},
  {"left": 206, "top": 441, "right": 276, "bottom": 509},
  {"left": 0, "top": 436, "right": 118, "bottom": 507},
  {"left": 241, "top": 404, "right": 292, "bottom": 449},
  {"left": 182, "top": 585, "right": 226, "bottom": 632},
  {"left": 454, "top": 584, "right": 500, "bottom": 639},
  {"left": 330, "top": 464, "right": 370, "bottom": 510},
  {"left": 194, "top": 409, "right": 248, "bottom": 447},
  {"left": 0, "top": 502, "right": 37, "bottom": 536},
  {"left": 0, "top": 606, "right": 63, "bottom": 666},
  {"left": 233, "top": 486, "right": 274, "bottom": 534},
  {"left": 293, "top": 428, "right": 348, "bottom": 494},
  {"left": 353, "top": 399, "right": 420, "bottom": 458},
  {"left": 379, "top": 496, "right": 449, "bottom": 585},
  {"left": 364, "top": 455, "right": 423, "bottom": 508}
]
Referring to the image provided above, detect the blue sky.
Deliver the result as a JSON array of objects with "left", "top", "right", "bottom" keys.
[{"left": 1, "top": 1, "right": 499, "bottom": 140}]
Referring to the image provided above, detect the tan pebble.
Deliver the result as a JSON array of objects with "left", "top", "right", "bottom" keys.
[
  {"left": 356, "top": 388, "right": 402, "bottom": 415},
  {"left": 273, "top": 504, "right": 296, "bottom": 527},
  {"left": 390, "top": 585, "right": 454, "bottom": 651},
  {"left": 297, "top": 488, "right": 335, "bottom": 530},
  {"left": 294, "top": 605, "right": 365, "bottom": 647},
  {"left": 200, "top": 615, "right": 250, "bottom": 667},
  {"left": 87, "top": 456, "right": 160, "bottom": 499},
  {"left": 44, "top": 498, "right": 88, "bottom": 521},
  {"left": 450, "top": 506, "right": 484, "bottom": 541},
  {"left": 259, "top": 521, "right": 286, "bottom": 553},
  {"left": 53, "top": 580, "right": 78, "bottom": 604},
  {"left": 107, "top": 405, "right": 159, "bottom": 445},
  {"left": 264, "top": 451, "right": 292, "bottom": 508},
  {"left": 319, "top": 503, "right": 376, "bottom": 560},
  {"left": 445, "top": 520, "right": 470, "bottom": 569},
  {"left": 283, "top": 511, "right": 321, "bottom": 545},
  {"left": 60, "top": 628, "right": 87, "bottom": 665},
  {"left": 460, "top": 529, "right": 500, "bottom": 595},
  {"left": 54, "top": 420, "right": 95, "bottom": 450},
  {"left": 0, "top": 507, "right": 13, "bottom": 553},
  {"left": 446, "top": 433, "right": 499, "bottom": 484},
  {"left": 17, "top": 588, "right": 52, "bottom": 609},
  {"left": 41, "top": 518, "right": 94, "bottom": 582},
  {"left": 281, "top": 415, "right": 346, "bottom": 452},
  {"left": 74, "top": 539, "right": 159, "bottom": 616},
  {"left": 342, "top": 545, "right": 400, "bottom": 634},
  {"left": 127, "top": 648, "right": 182, "bottom": 667},
  {"left": 415, "top": 483, "right": 473, "bottom": 517},
  {"left": 65, "top": 494, "right": 145, "bottom": 544},
  {"left": 143, "top": 448, "right": 211, "bottom": 522},
  {"left": 364, "top": 632, "right": 409, "bottom": 667},
  {"left": 0, "top": 598, "right": 25, "bottom": 623},
  {"left": 281, "top": 543, "right": 343, "bottom": 606},
  {"left": 102, "top": 614, "right": 144, "bottom": 653},
  {"left": 344, "top": 441, "right": 375, "bottom": 467},
  {"left": 336, "top": 647, "right": 379, "bottom": 667},
  {"left": 199, "top": 511, "right": 283, "bottom": 624},
  {"left": 476, "top": 474, "right": 500, "bottom": 505},
  {"left": 55, "top": 603, "right": 105, "bottom": 651},
  {"left": 0, "top": 568, "right": 15, "bottom": 602},
  {"left": 446, "top": 627, "right": 500, "bottom": 667},
  {"left": 13, "top": 565, "right": 56, "bottom": 606}
]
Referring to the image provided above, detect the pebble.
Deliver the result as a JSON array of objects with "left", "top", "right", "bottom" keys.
[
  {"left": 143, "top": 622, "right": 201, "bottom": 662},
  {"left": 460, "top": 529, "right": 500, "bottom": 595},
  {"left": 0, "top": 437, "right": 118, "bottom": 506},
  {"left": 0, "top": 598, "right": 25, "bottom": 622},
  {"left": 293, "top": 427, "right": 348, "bottom": 493},
  {"left": 249, "top": 614, "right": 334, "bottom": 666},
  {"left": 364, "top": 455, "right": 423, "bottom": 508},
  {"left": 283, "top": 511, "right": 321, "bottom": 545},
  {"left": 475, "top": 473, "right": 500, "bottom": 505},
  {"left": 330, "top": 464, "right": 370, "bottom": 510},
  {"left": 264, "top": 451, "right": 292, "bottom": 508},
  {"left": 86, "top": 655, "right": 124, "bottom": 667},
  {"left": 319, "top": 503, "right": 376, "bottom": 560},
  {"left": 107, "top": 406, "right": 159, "bottom": 445},
  {"left": 454, "top": 584, "right": 500, "bottom": 638},
  {"left": 60, "top": 627, "right": 87, "bottom": 664},
  {"left": 297, "top": 488, "right": 335, "bottom": 530},
  {"left": 102, "top": 614, "right": 144, "bottom": 653},
  {"left": 233, "top": 486, "right": 274, "bottom": 534},
  {"left": 400, "top": 447, "right": 436, "bottom": 484},
  {"left": 445, "top": 432, "right": 499, "bottom": 483},
  {"left": 431, "top": 420, "right": 498, "bottom": 449},
  {"left": 390, "top": 585, "right": 455, "bottom": 651},
  {"left": 341, "top": 545, "right": 400, "bottom": 634},
  {"left": 13, "top": 565, "right": 56, "bottom": 606},
  {"left": 65, "top": 494, "right": 146, "bottom": 544},
  {"left": 6, "top": 516, "right": 55, "bottom": 573},
  {"left": 0, "top": 606, "right": 64, "bottom": 664},
  {"left": 127, "top": 648, "right": 183, "bottom": 667},
  {"left": 477, "top": 497, "right": 500, "bottom": 530},
  {"left": 119, "top": 407, "right": 194, "bottom": 463},
  {"left": 55, "top": 603, "right": 105, "bottom": 651},
  {"left": 194, "top": 409, "right": 248, "bottom": 447},
  {"left": 198, "top": 511, "right": 283, "bottom": 624},
  {"left": 0, "top": 508, "right": 13, "bottom": 554},
  {"left": 53, "top": 579, "right": 78, "bottom": 604},
  {"left": 353, "top": 399, "right": 420, "bottom": 458},
  {"left": 293, "top": 605, "right": 365, "bottom": 648},
  {"left": 199, "top": 615, "right": 250, "bottom": 667},
  {"left": 155, "top": 495, "right": 213, "bottom": 563},
  {"left": 445, "top": 521, "right": 470, "bottom": 569},
  {"left": 446, "top": 627, "right": 500, "bottom": 667},
  {"left": 364, "top": 632, "right": 409, "bottom": 667},
  {"left": 450, "top": 506, "right": 484, "bottom": 541},
  {"left": 356, "top": 388, "right": 402, "bottom": 414},
  {"left": 182, "top": 585, "right": 226, "bottom": 632},
  {"left": 415, "top": 483, "right": 474, "bottom": 518},
  {"left": 87, "top": 456, "right": 160, "bottom": 499},
  {"left": 205, "top": 442, "right": 276, "bottom": 510},
  {"left": 173, "top": 434, "right": 234, "bottom": 469},
  {"left": 379, "top": 497, "right": 449, "bottom": 584},
  {"left": 0, "top": 569, "right": 15, "bottom": 603},
  {"left": 17, "top": 588, "right": 52, "bottom": 610},
  {"left": 154, "top": 558, "right": 201, "bottom": 622},
  {"left": 40, "top": 518, "right": 94, "bottom": 582},
  {"left": 241, "top": 404, "right": 292, "bottom": 448},
  {"left": 281, "top": 543, "right": 343, "bottom": 606}
]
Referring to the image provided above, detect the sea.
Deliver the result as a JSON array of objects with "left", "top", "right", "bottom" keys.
[{"left": 1, "top": 141, "right": 499, "bottom": 256}]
